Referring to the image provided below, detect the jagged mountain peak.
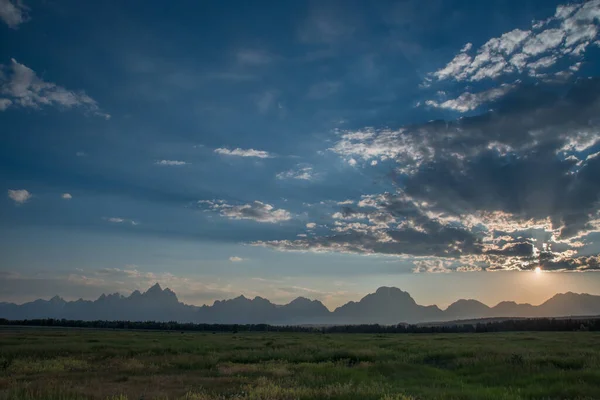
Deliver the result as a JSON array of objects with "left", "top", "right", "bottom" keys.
[
  {"left": 2, "top": 285, "right": 600, "bottom": 325},
  {"left": 49, "top": 295, "right": 66, "bottom": 305},
  {"left": 146, "top": 283, "right": 163, "bottom": 294}
]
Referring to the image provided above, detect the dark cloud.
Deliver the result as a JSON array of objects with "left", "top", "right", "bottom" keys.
[
  {"left": 538, "top": 255, "right": 600, "bottom": 272},
  {"left": 260, "top": 79, "right": 600, "bottom": 272}
]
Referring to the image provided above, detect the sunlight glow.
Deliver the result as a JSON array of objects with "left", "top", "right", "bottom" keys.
[{"left": 535, "top": 266, "right": 542, "bottom": 274}]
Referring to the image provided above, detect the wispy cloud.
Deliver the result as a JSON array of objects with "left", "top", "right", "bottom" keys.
[
  {"left": 424, "top": 84, "right": 516, "bottom": 112},
  {"left": 0, "top": 0, "right": 28, "bottom": 29},
  {"left": 214, "top": 147, "right": 273, "bottom": 158},
  {"left": 61, "top": 193, "right": 72, "bottom": 200},
  {"left": 256, "top": 90, "right": 277, "bottom": 114},
  {"left": 199, "top": 200, "right": 291, "bottom": 223},
  {"left": 154, "top": 160, "right": 189, "bottom": 166},
  {"left": 0, "top": 59, "right": 109, "bottom": 118},
  {"left": 236, "top": 49, "right": 272, "bottom": 66},
  {"left": 229, "top": 256, "right": 245, "bottom": 262},
  {"left": 276, "top": 165, "right": 315, "bottom": 181},
  {"left": 7, "top": 189, "right": 31, "bottom": 204},
  {"left": 104, "top": 217, "right": 138, "bottom": 226}
]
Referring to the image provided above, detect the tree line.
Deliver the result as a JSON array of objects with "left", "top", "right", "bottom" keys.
[{"left": 1, "top": 317, "right": 599, "bottom": 333}]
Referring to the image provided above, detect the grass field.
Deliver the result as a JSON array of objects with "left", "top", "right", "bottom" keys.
[{"left": 0, "top": 328, "right": 599, "bottom": 399}]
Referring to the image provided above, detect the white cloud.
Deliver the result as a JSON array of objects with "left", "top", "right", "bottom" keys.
[
  {"left": 425, "top": 84, "right": 516, "bottom": 113},
  {"left": 0, "top": 0, "right": 28, "bottom": 29},
  {"left": 276, "top": 166, "right": 315, "bottom": 180},
  {"left": 0, "top": 59, "right": 109, "bottom": 118},
  {"left": 7, "top": 189, "right": 31, "bottom": 204},
  {"left": 229, "top": 256, "right": 245, "bottom": 262},
  {"left": 61, "top": 193, "right": 72, "bottom": 200},
  {"left": 430, "top": 1, "right": 600, "bottom": 82},
  {"left": 214, "top": 147, "right": 273, "bottom": 158},
  {"left": 330, "top": 128, "right": 431, "bottom": 175},
  {"left": 522, "top": 28, "right": 565, "bottom": 56},
  {"left": 306, "top": 222, "right": 317, "bottom": 229},
  {"left": 432, "top": 52, "right": 473, "bottom": 81},
  {"left": 75, "top": 151, "right": 87, "bottom": 157},
  {"left": 200, "top": 200, "right": 292, "bottom": 223},
  {"left": 105, "top": 217, "right": 138, "bottom": 226},
  {"left": 527, "top": 55, "right": 558, "bottom": 72},
  {"left": 155, "top": 160, "right": 189, "bottom": 166}
]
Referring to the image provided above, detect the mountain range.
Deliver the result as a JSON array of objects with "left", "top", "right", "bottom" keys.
[{"left": 1, "top": 284, "right": 600, "bottom": 325}]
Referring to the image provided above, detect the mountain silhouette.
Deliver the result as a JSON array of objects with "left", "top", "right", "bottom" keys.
[
  {"left": 1, "top": 284, "right": 600, "bottom": 325},
  {"left": 333, "top": 287, "right": 443, "bottom": 324}
]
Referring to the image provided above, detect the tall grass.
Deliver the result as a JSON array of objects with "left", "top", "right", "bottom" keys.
[{"left": 0, "top": 328, "right": 599, "bottom": 399}]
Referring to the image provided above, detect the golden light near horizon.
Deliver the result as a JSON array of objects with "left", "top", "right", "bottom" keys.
[{"left": 535, "top": 266, "right": 542, "bottom": 274}]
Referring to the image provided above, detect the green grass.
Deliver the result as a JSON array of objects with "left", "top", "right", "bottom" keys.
[{"left": 0, "top": 328, "right": 599, "bottom": 399}]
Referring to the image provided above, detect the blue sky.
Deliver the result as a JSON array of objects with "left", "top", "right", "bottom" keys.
[{"left": 2, "top": 0, "right": 600, "bottom": 309}]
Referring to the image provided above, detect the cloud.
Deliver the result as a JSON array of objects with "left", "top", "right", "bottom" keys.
[
  {"left": 104, "top": 217, "right": 138, "bottom": 226},
  {"left": 425, "top": 84, "right": 516, "bottom": 112},
  {"left": 0, "top": 59, "right": 109, "bottom": 118},
  {"left": 254, "top": 189, "right": 600, "bottom": 273},
  {"left": 265, "top": 77, "right": 600, "bottom": 272},
  {"left": 331, "top": 79, "right": 600, "bottom": 174},
  {"left": 0, "top": 98, "right": 11, "bottom": 110},
  {"left": 236, "top": 49, "right": 272, "bottom": 66},
  {"left": 200, "top": 200, "right": 292, "bottom": 223},
  {"left": 214, "top": 147, "right": 273, "bottom": 158},
  {"left": 155, "top": 160, "right": 189, "bottom": 166},
  {"left": 527, "top": 56, "right": 558, "bottom": 72},
  {"left": 7, "top": 189, "right": 31, "bottom": 204},
  {"left": 75, "top": 151, "right": 87, "bottom": 157},
  {"left": 306, "top": 223, "right": 317, "bottom": 229},
  {"left": 276, "top": 165, "right": 315, "bottom": 180},
  {"left": 0, "top": 0, "right": 28, "bottom": 28},
  {"left": 229, "top": 256, "right": 245, "bottom": 262},
  {"left": 430, "top": 1, "right": 600, "bottom": 82},
  {"left": 61, "top": 193, "right": 72, "bottom": 200}
]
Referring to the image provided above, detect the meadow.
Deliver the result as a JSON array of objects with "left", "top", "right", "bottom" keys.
[{"left": 0, "top": 327, "right": 599, "bottom": 400}]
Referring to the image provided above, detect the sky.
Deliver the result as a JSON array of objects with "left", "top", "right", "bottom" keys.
[{"left": 2, "top": 0, "right": 600, "bottom": 310}]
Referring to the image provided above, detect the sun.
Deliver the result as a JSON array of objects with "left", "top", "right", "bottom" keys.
[{"left": 534, "top": 266, "right": 542, "bottom": 274}]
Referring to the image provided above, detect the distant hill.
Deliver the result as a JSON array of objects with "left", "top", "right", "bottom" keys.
[{"left": 1, "top": 284, "right": 600, "bottom": 325}]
